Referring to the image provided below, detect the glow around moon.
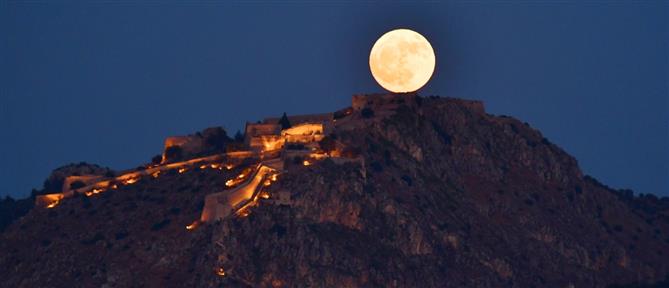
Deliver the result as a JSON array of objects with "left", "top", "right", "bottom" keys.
[{"left": 369, "top": 29, "right": 436, "bottom": 93}]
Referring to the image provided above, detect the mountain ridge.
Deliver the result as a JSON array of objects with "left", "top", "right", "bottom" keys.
[{"left": 1, "top": 93, "right": 668, "bottom": 287}]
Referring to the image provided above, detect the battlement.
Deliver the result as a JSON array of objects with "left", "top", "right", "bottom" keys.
[
  {"left": 351, "top": 93, "right": 418, "bottom": 110},
  {"left": 438, "top": 97, "right": 485, "bottom": 114},
  {"left": 460, "top": 99, "right": 485, "bottom": 114},
  {"left": 244, "top": 123, "right": 281, "bottom": 138},
  {"left": 282, "top": 123, "right": 324, "bottom": 144}
]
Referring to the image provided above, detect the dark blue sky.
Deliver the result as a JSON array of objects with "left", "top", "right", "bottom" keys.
[{"left": 1, "top": 2, "right": 667, "bottom": 198}]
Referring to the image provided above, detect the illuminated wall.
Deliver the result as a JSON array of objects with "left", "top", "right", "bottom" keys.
[
  {"left": 249, "top": 135, "right": 284, "bottom": 151},
  {"left": 244, "top": 123, "right": 281, "bottom": 142},
  {"left": 35, "top": 193, "right": 65, "bottom": 208},
  {"left": 281, "top": 123, "right": 323, "bottom": 137},
  {"left": 62, "top": 175, "right": 104, "bottom": 192},
  {"left": 161, "top": 136, "right": 204, "bottom": 163}
]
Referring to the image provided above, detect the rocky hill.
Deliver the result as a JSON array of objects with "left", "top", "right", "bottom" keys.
[{"left": 1, "top": 94, "right": 668, "bottom": 287}]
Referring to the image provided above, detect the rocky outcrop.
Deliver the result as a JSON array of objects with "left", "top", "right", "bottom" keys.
[
  {"left": 41, "top": 162, "right": 115, "bottom": 193},
  {"left": 208, "top": 95, "right": 669, "bottom": 287}
]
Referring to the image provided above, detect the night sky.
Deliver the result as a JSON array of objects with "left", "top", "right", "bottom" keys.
[{"left": 1, "top": 2, "right": 667, "bottom": 198}]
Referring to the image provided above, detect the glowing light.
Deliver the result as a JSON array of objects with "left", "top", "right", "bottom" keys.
[
  {"left": 263, "top": 179, "right": 272, "bottom": 187},
  {"left": 255, "top": 135, "right": 284, "bottom": 152},
  {"left": 238, "top": 209, "right": 250, "bottom": 217},
  {"left": 38, "top": 193, "right": 65, "bottom": 209},
  {"left": 270, "top": 174, "right": 278, "bottom": 181},
  {"left": 281, "top": 123, "right": 324, "bottom": 137},
  {"left": 216, "top": 267, "right": 226, "bottom": 277},
  {"left": 303, "top": 160, "right": 311, "bottom": 166},
  {"left": 369, "top": 29, "right": 435, "bottom": 93},
  {"left": 85, "top": 188, "right": 104, "bottom": 196},
  {"left": 309, "top": 152, "right": 328, "bottom": 160},
  {"left": 225, "top": 175, "right": 248, "bottom": 187},
  {"left": 178, "top": 167, "right": 187, "bottom": 174},
  {"left": 225, "top": 164, "right": 234, "bottom": 170},
  {"left": 259, "top": 191, "right": 270, "bottom": 199},
  {"left": 200, "top": 164, "right": 207, "bottom": 169},
  {"left": 329, "top": 149, "right": 342, "bottom": 157},
  {"left": 123, "top": 178, "right": 138, "bottom": 185},
  {"left": 151, "top": 171, "right": 160, "bottom": 178},
  {"left": 186, "top": 221, "right": 199, "bottom": 231},
  {"left": 111, "top": 184, "right": 119, "bottom": 189},
  {"left": 210, "top": 163, "right": 220, "bottom": 169}
]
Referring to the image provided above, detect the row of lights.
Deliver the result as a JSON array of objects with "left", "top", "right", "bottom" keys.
[{"left": 46, "top": 160, "right": 234, "bottom": 208}]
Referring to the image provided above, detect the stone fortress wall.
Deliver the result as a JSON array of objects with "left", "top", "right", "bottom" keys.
[{"left": 36, "top": 94, "right": 397, "bottom": 225}]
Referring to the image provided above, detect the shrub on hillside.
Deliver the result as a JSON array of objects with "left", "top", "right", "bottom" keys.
[
  {"left": 164, "top": 145, "right": 183, "bottom": 162},
  {"left": 204, "top": 127, "right": 230, "bottom": 152},
  {"left": 226, "top": 142, "right": 246, "bottom": 153},
  {"left": 361, "top": 107, "right": 375, "bottom": 118}
]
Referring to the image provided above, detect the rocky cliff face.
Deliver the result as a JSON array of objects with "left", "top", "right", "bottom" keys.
[
  {"left": 1, "top": 94, "right": 668, "bottom": 287},
  {"left": 211, "top": 96, "right": 669, "bottom": 287}
]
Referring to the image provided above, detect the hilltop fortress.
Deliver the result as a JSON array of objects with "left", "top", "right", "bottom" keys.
[
  {"left": 16, "top": 93, "right": 669, "bottom": 288},
  {"left": 35, "top": 93, "right": 481, "bottom": 225}
]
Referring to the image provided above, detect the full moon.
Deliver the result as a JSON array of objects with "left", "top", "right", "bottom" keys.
[{"left": 369, "top": 29, "right": 435, "bottom": 93}]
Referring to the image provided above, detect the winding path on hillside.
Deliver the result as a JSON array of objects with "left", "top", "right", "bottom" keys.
[{"left": 200, "top": 159, "right": 282, "bottom": 222}]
